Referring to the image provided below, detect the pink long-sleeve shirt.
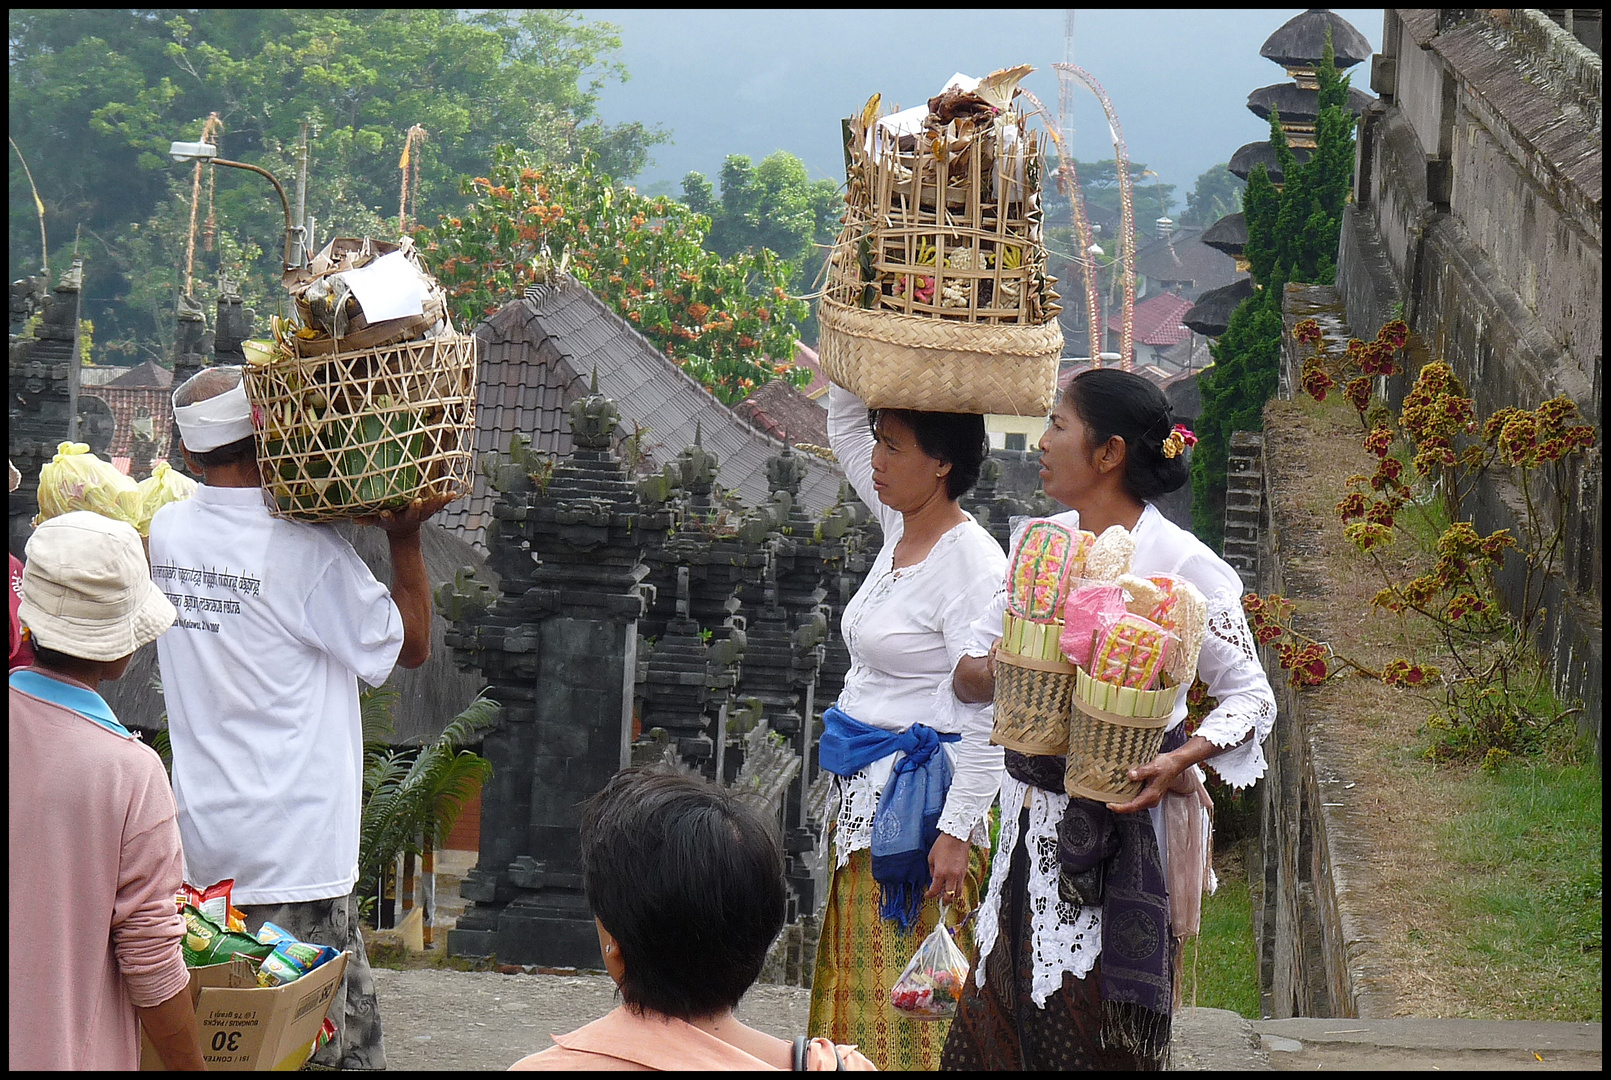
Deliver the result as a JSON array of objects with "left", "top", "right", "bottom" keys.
[{"left": 9, "top": 672, "right": 191, "bottom": 1071}]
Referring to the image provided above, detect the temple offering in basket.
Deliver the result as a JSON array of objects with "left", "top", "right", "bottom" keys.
[
  {"left": 818, "top": 66, "right": 1063, "bottom": 415},
  {"left": 244, "top": 238, "right": 477, "bottom": 523},
  {"left": 990, "top": 520, "right": 1095, "bottom": 755},
  {"left": 1054, "top": 534, "right": 1211, "bottom": 802}
]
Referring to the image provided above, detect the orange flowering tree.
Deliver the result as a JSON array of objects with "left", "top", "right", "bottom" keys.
[
  {"left": 1245, "top": 317, "right": 1597, "bottom": 767},
  {"left": 415, "top": 145, "right": 811, "bottom": 404}
]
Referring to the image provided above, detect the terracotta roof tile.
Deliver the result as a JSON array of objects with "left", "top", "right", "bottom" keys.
[{"left": 1131, "top": 292, "right": 1197, "bottom": 347}]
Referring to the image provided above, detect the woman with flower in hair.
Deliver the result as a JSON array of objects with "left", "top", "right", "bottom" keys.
[{"left": 940, "top": 367, "right": 1277, "bottom": 1071}]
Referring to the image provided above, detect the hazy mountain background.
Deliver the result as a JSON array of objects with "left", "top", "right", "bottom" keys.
[{"left": 581, "top": 8, "right": 1384, "bottom": 208}]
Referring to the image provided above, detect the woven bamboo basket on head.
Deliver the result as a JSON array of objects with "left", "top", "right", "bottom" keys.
[
  {"left": 245, "top": 331, "right": 477, "bottom": 523},
  {"left": 818, "top": 75, "right": 1063, "bottom": 415},
  {"left": 1062, "top": 670, "right": 1181, "bottom": 802}
]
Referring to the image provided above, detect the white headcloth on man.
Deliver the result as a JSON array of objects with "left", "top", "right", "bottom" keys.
[{"left": 172, "top": 366, "right": 255, "bottom": 453}]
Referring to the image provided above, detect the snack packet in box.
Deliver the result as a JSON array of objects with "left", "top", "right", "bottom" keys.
[
  {"left": 1090, "top": 611, "right": 1177, "bottom": 690},
  {"left": 890, "top": 914, "right": 970, "bottom": 1020}
]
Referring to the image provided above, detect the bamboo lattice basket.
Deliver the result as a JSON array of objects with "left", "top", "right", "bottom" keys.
[
  {"left": 818, "top": 80, "right": 1063, "bottom": 415},
  {"left": 992, "top": 649, "right": 1078, "bottom": 756},
  {"left": 1062, "top": 669, "right": 1181, "bottom": 802},
  {"left": 245, "top": 333, "right": 477, "bottom": 523}
]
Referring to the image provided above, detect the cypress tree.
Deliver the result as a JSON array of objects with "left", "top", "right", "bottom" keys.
[{"left": 1187, "top": 25, "right": 1356, "bottom": 549}]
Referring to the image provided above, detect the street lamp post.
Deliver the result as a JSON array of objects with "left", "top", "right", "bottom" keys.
[{"left": 170, "top": 141, "right": 303, "bottom": 275}]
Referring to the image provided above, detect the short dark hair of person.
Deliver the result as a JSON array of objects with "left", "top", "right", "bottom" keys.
[
  {"left": 191, "top": 433, "right": 258, "bottom": 469},
  {"left": 1063, "top": 368, "right": 1190, "bottom": 502},
  {"left": 30, "top": 643, "right": 85, "bottom": 668},
  {"left": 866, "top": 408, "right": 989, "bottom": 500},
  {"left": 579, "top": 766, "right": 787, "bottom": 1020}
]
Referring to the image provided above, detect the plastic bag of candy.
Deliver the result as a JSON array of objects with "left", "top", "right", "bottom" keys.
[{"left": 889, "top": 910, "right": 970, "bottom": 1020}]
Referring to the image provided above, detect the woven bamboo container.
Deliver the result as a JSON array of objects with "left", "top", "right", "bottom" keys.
[
  {"left": 818, "top": 90, "right": 1063, "bottom": 415},
  {"left": 992, "top": 649, "right": 1078, "bottom": 756},
  {"left": 245, "top": 332, "right": 477, "bottom": 523},
  {"left": 1062, "top": 670, "right": 1182, "bottom": 802}
]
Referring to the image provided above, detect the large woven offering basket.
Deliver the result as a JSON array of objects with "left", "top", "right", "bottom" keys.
[
  {"left": 1062, "top": 669, "right": 1181, "bottom": 802},
  {"left": 818, "top": 77, "right": 1063, "bottom": 415},
  {"left": 245, "top": 332, "right": 477, "bottom": 523}
]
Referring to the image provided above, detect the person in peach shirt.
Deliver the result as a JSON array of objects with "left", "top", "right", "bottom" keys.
[{"left": 510, "top": 768, "right": 874, "bottom": 1071}]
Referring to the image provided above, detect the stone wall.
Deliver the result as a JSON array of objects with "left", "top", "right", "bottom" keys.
[
  {"left": 1339, "top": 8, "right": 1602, "bottom": 755},
  {"left": 1254, "top": 287, "right": 1403, "bottom": 1019}
]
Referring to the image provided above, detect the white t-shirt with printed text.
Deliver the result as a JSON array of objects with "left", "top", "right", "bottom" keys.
[{"left": 149, "top": 484, "right": 404, "bottom": 904}]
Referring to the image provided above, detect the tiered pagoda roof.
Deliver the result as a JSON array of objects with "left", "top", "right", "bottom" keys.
[
  {"left": 1259, "top": 9, "right": 1372, "bottom": 70},
  {"left": 1182, "top": 277, "right": 1257, "bottom": 338},
  {"left": 1200, "top": 212, "right": 1248, "bottom": 257},
  {"left": 1229, "top": 141, "right": 1313, "bottom": 183},
  {"left": 1247, "top": 82, "right": 1376, "bottom": 123}
]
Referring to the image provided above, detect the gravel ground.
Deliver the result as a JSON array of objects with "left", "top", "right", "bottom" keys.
[{"left": 371, "top": 968, "right": 812, "bottom": 1071}]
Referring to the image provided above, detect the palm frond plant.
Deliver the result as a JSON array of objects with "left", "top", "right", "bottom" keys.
[{"left": 357, "top": 686, "right": 500, "bottom": 922}]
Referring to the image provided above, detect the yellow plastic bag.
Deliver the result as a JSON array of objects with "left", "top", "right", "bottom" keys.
[
  {"left": 135, "top": 461, "right": 198, "bottom": 537},
  {"left": 32, "top": 442, "right": 141, "bottom": 530}
]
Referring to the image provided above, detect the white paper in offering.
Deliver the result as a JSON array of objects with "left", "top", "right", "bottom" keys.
[{"left": 342, "top": 250, "right": 426, "bottom": 323}]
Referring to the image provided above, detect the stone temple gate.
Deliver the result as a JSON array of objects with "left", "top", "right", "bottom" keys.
[{"left": 436, "top": 375, "right": 1046, "bottom": 972}]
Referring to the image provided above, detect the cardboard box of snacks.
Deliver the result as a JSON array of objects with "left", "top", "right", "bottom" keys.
[{"left": 139, "top": 951, "right": 348, "bottom": 1071}]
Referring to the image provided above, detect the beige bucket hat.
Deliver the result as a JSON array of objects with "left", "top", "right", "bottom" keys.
[{"left": 18, "top": 511, "right": 177, "bottom": 661}]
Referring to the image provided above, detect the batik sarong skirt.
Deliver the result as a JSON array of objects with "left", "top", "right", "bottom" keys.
[{"left": 807, "top": 845, "right": 986, "bottom": 1071}]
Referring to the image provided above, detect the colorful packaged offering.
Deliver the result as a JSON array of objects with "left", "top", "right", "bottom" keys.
[
  {"left": 180, "top": 905, "right": 274, "bottom": 969},
  {"left": 1084, "top": 524, "right": 1136, "bottom": 582},
  {"left": 1006, "top": 520, "right": 1095, "bottom": 621},
  {"left": 1090, "top": 611, "right": 1177, "bottom": 690},
  {"left": 890, "top": 917, "right": 971, "bottom": 1020},
  {"left": 1059, "top": 581, "right": 1129, "bottom": 668},
  {"left": 1129, "top": 574, "right": 1209, "bottom": 686},
  {"left": 256, "top": 939, "right": 341, "bottom": 988}
]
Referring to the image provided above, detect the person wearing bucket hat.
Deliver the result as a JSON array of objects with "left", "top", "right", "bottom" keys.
[
  {"left": 9, "top": 512, "right": 205, "bottom": 1071},
  {"left": 8, "top": 458, "right": 33, "bottom": 673},
  {"left": 940, "top": 368, "right": 1277, "bottom": 1070},
  {"left": 147, "top": 364, "right": 452, "bottom": 1071}
]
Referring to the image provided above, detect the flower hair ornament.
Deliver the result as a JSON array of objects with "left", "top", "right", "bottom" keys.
[{"left": 1161, "top": 424, "right": 1197, "bottom": 459}]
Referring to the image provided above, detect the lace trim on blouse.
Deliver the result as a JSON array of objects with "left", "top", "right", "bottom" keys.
[{"left": 972, "top": 773, "right": 1101, "bottom": 1006}]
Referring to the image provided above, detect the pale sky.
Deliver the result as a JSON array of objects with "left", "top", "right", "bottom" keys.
[{"left": 581, "top": 8, "right": 1384, "bottom": 208}]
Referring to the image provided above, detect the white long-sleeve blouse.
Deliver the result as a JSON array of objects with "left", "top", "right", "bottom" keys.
[
  {"left": 824, "top": 384, "right": 1007, "bottom": 862},
  {"left": 965, "top": 506, "right": 1278, "bottom": 1006}
]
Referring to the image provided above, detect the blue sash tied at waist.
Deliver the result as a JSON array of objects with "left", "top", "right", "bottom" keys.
[{"left": 820, "top": 704, "right": 960, "bottom": 931}]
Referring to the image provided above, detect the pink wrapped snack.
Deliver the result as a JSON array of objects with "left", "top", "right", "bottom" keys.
[
  {"left": 1059, "top": 581, "right": 1129, "bottom": 668},
  {"left": 1091, "top": 611, "right": 1176, "bottom": 689},
  {"left": 1007, "top": 520, "right": 1096, "bottom": 622}
]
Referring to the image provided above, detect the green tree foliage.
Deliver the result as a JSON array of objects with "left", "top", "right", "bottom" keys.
[
  {"left": 1043, "top": 156, "right": 1178, "bottom": 240},
  {"left": 1189, "top": 26, "right": 1356, "bottom": 548},
  {"left": 682, "top": 152, "right": 842, "bottom": 344},
  {"left": 417, "top": 145, "right": 811, "bottom": 405},
  {"left": 1178, "top": 163, "right": 1246, "bottom": 228},
  {"left": 358, "top": 685, "right": 500, "bottom": 922},
  {"left": 9, "top": 10, "right": 663, "bottom": 364}
]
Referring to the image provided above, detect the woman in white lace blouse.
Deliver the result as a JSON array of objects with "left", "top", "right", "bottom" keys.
[
  {"left": 806, "top": 383, "right": 1007, "bottom": 1071},
  {"left": 940, "top": 368, "right": 1277, "bottom": 1071}
]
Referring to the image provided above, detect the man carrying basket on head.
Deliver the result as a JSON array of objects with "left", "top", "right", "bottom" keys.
[{"left": 148, "top": 365, "right": 450, "bottom": 1071}]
